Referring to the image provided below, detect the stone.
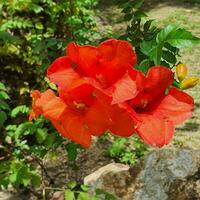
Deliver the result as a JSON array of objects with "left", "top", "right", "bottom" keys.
[
  {"left": 83, "top": 148, "right": 200, "bottom": 200},
  {"left": 84, "top": 163, "right": 131, "bottom": 199}
]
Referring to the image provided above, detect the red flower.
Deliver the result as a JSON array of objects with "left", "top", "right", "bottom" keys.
[
  {"left": 126, "top": 66, "right": 194, "bottom": 147},
  {"left": 47, "top": 39, "right": 138, "bottom": 104},
  {"left": 30, "top": 82, "right": 136, "bottom": 148}
]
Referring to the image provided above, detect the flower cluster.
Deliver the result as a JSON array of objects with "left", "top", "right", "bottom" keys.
[{"left": 30, "top": 39, "right": 194, "bottom": 148}]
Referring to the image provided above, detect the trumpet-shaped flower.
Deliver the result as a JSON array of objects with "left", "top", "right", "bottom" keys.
[{"left": 126, "top": 66, "right": 194, "bottom": 147}]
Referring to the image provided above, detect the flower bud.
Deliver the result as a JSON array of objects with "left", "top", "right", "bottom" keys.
[
  {"left": 180, "top": 77, "right": 199, "bottom": 90},
  {"left": 176, "top": 63, "right": 188, "bottom": 82}
]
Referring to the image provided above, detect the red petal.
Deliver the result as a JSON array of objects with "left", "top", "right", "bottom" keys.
[
  {"left": 155, "top": 87, "right": 194, "bottom": 125},
  {"left": 59, "top": 79, "right": 95, "bottom": 106},
  {"left": 146, "top": 66, "right": 174, "bottom": 92},
  {"left": 35, "top": 90, "right": 66, "bottom": 121},
  {"left": 47, "top": 56, "right": 80, "bottom": 89},
  {"left": 111, "top": 73, "right": 138, "bottom": 104},
  {"left": 66, "top": 40, "right": 137, "bottom": 88},
  {"left": 84, "top": 91, "right": 135, "bottom": 137},
  {"left": 98, "top": 39, "right": 137, "bottom": 66},
  {"left": 66, "top": 42, "right": 99, "bottom": 78},
  {"left": 52, "top": 111, "right": 91, "bottom": 148},
  {"left": 135, "top": 113, "right": 174, "bottom": 147},
  {"left": 98, "top": 39, "right": 137, "bottom": 86}
]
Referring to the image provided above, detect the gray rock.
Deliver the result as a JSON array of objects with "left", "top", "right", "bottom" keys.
[
  {"left": 132, "top": 148, "right": 200, "bottom": 200},
  {"left": 83, "top": 148, "right": 200, "bottom": 200},
  {"left": 84, "top": 163, "right": 131, "bottom": 199}
]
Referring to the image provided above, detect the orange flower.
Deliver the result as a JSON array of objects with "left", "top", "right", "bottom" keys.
[
  {"left": 125, "top": 66, "right": 194, "bottom": 147},
  {"left": 30, "top": 84, "right": 136, "bottom": 148}
]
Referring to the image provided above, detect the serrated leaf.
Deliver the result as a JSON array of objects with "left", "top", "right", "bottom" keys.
[
  {"left": 156, "top": 25, "right": 178, "bottom": 44},
  {"left": 167, "top": 28, "right": 200, "bottom": 48},
  {"left": 156, "top": 25, "right": 200, "bottom": 48},
  {"left": 15, "top": 122, "right": 36, "bottom": 139}
]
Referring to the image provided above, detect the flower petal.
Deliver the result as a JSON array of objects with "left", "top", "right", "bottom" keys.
[
  {"left": 66, "top": 42, "right": 99, "bottom": 78},
  {"left": 47, "top": 56, "right": 80, "bottom": 89},
  {"left": 35, "top": 90, "right": 66, "bottom": 121},
  {"left": 98, "top": 39, "right": 137, "bottom": 66},
  {"left": 146, "top": 66, "right": 174, "bottom": 92},
  {"left": 111, "top": 73, "right": 138, "bottom": 104},
  {"left": 135, "top": 113, "right": 174, "bottom": 147},
  {"left": 84, "top": 91, "right": 135, "bottom": 137},
  {"left": 52, "top": 110, "right": 91, "bottom": 148},
  {"left": 155, "top": 87, "right": 194, "bottom": 125}
]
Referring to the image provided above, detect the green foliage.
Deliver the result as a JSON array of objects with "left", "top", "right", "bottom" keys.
[
  {"left": 0, "top": 0, "right": 100, "bottom": 106},
  {"left": 108, "top": 136, "right": 148, "bottom": 165},
  {"left": 0, "top": 82, "right": 10, "bottom": 128},
  {"left": 65, "top": 143, "right": 83, "bottom": 161},
  {"left": 0, "top": 82, "right": 82, "bottom": 192},
  {"left": 62, "top": 181, "right": 116, "bottom": 200},
  {"left": 117, "top": 0, "right": 200, "bottom": 73}
]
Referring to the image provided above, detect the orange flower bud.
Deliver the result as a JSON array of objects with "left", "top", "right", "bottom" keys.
[
  {"left": 176, "top": 63, "right": 188, "bottom": 82},
  {"left": 180, "top": 77, "right": 199, "bottom": 90}
]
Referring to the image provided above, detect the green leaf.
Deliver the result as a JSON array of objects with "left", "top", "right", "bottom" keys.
[
  {"left": 31, "top": 174, "right": 41, "bottom": 188},
  {"left": 156, "top": 25, "right": 200, "bottom": 48},
  {"left": 0, "top": 111, "right": 7, "bottom": 127},
  {"left": 65, "top": 143, "right": 82, "bottom": 161},
  {"left": 136, "top": 59, "right": 150, "bottom": 74},
  {"left": 162, "top": 50, "right": 177, "bottom": 64},
  {"left": 167, "top": 28, "right": 200, "bottom": 48},
  {"left": 77, "top": 192, "right": 90, "bottom": 200},
  {"left": 0, "top": 91, "right": 10, "bottom": 100},
  {"left": 36, "top": 128, "right": 48, "bottom": 144},
  {"left": 0, "top": 82, "right": 7, "bottom": 91},
  {"left": 65, "top": 190, "right": 75, "bottom": 200},
  {"left": 134, "top": 0, "right": 144, "bottom": 9},
  {"left": 81, "top": 185, "right": 89, "bottom": 192},
  {"left": 0, "top": 31, "right": 21, "bottom": 43},
  {"left": 0, "top": 99, "right": 10, "bottom": 110},
  {"left": 95, "top": 189, "right": 116, "bottom": 200},
  {"left": 15, "top": 122, "right": 36, "bottom": 139},
  {"left": 143, "top": 20, "right": 154, "bottom": 32},
  {"left": 11, "top": 105, "right": 29, "bottom": 118},
  {"left": 67, "top": 181, "right": 77, "bottom": 190},
  {"left": 156, "top": 25, "right": 178, "bottom": 44},
  {"left": 35, "top": 22, "right": 43, "bottom": 30}
]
